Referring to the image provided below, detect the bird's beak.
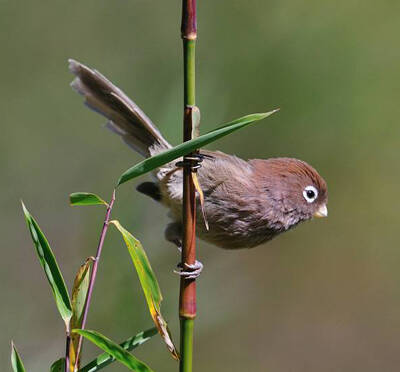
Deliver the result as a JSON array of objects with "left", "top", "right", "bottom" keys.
[{"left": 314, "top": 204, "right": 328, "bottom": 218}]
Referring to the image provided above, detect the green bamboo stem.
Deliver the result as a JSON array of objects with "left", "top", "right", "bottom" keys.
[
  {"left": 180, "top": 318, "right": 194, "bottom": 372},
  {"left": 183, "top": 39, "right": 196, "bottom": 107},
  {"left": 180, "top": 1, "right": 198, "bottom": 372}
]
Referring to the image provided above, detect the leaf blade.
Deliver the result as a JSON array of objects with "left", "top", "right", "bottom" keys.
[
  {"left": 70, "top": 192, "right": 108, "bottom": 207},
  {"left": 70, "top": 258, "right": 94, "bottom": 369},
  {"left": 73, "top": 329, "right": 154, "bottom": 372},
  {"left": 117, "top": 110, "right": 278, "bottom": 185},
  {"left": 11, "top": 342, "right": 27, "bottom": 372},
  {"left": 71, "top": 258, "right": 92, "bottom": 328},
  {"left": 21, "top": 202, "right": 72, "bottom": 324},
  {"left": 78, "top": 328, "right": 157, "bottom": 372},
  {"left": 111, "top": 220, "right": 178, "bottom": 359},
  {"left": 111, "top": 220, "right": 161, "bottom": 302}
]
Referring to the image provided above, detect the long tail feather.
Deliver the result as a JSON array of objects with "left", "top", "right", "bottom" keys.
[{"left": 69, "top": 59, "right": 171, "bottom": 157}]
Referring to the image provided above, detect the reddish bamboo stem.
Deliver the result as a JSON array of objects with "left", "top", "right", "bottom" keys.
[
  {"left": 181, "top": 0, "right": 197, "bottom": 40},
  {"left": 180, "top": 107, "right": 198, "bottom": 319}
]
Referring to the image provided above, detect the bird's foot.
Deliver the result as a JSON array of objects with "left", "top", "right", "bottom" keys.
[
  {"left": 176, "top": 153, "right": 205, "bottom": 172},
  {"left": 174, "top": 260, "right": 203, "bottom": 280},
  {"left": 165, "top": 223, "right": 182, "bottom": 252},
  {"left": 169, "top": 239, "right": 182, "bottom": 253}
]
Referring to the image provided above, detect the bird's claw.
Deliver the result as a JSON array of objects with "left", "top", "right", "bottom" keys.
[
  {"left": 174, "top": 260, "right": 203, "bottom": 280},
  {"left": 175, "top": 153, "right": 205, "bottom": 172},
  {"left": 173, "top": 240, "right": 182, "bottom": 253}
]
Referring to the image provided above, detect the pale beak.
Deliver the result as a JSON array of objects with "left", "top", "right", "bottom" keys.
[{"left": 314, "top": 204, "right": 328, "bottom": 218}]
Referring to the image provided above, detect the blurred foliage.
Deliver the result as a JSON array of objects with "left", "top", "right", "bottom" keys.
[{"left": 1, "top": 0, "right": 400, "bottom": 371}]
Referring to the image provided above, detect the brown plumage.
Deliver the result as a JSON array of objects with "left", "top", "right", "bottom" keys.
[{"left": 69, "top": 59, "right": 328, "bottom": 250}]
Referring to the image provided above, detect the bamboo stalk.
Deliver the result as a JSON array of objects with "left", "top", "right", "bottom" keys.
[{"left": 180, "top": 1, "right": 198, "bottom": 372}]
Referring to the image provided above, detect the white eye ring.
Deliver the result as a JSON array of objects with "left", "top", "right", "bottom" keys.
[{"left": 303, "top": 185, "right": 318, "bottom": 203}]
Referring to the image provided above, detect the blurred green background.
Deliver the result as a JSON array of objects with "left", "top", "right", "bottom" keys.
[{"left": 1, "top": 0, "right": 400, "bottom": 371}]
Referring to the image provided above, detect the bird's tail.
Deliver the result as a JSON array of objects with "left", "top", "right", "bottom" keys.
[{"left": 69, "top": 59, "right": 171, "bottom": 157}]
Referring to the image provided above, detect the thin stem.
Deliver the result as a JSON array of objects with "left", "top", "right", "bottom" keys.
[
  {"left": 65, "top": 323, "right": 71, "bottom": 372},
  {"left": 73, "top": 189, "right": 116, "bottom": 371},
  {"left": 180, "top": 1, "right": 198, "bottom": 372}
]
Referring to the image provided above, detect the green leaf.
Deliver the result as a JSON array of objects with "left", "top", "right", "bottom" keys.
[
  {"left": 78, "top": 328, "right": 157, "bottom": 372},
  {"left": 111, "top": 220, "right": 161, "bottom": 302},
  {"left": 21, "top": 202, "right": 72, "bottom": 325},
  {"left": 11, "top": 342, "right": 26, "bottom": 372},
  {"left": 111, "top": 220, "right": 178, "bottom": 359},
  {"left": 50, "top": 358, "right": 65, "bottom": 372},
  {"left": 73, "top": 329, "right": 154, "bottom": 372},
  {"left": 71, "top": 258, "right": 93, "bottom": 327},
  {"left": 117, "top": 110, "right": 278, "bottom": 186},
  {"left": 70, "top": 258, "right": 94, "bottom": 369},
  {"left": 70, "top": 192, "right": 108, "bottom": 207}
]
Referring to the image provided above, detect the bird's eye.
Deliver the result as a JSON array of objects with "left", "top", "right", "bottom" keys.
[{"left": 303, "top": 185, "right": 318, "bottom": 203}]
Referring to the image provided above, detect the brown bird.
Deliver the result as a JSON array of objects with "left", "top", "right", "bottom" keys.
[{"left": 69, "top": 59, "right": 328, "bottom": 276}]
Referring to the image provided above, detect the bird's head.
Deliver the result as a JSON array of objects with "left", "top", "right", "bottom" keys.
[{"left": 251, "top": 157, "right": 328, "bottom": 230}]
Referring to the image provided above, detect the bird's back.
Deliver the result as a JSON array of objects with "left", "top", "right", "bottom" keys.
[{"left": 156, "top": 150, "right": 276, "bottom": 249}]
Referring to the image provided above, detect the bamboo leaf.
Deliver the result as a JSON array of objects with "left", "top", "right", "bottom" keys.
[
  {"left": 70, "top": 257, "right": 94, "bottom": 369},
  {"left": 70, "top": 192, "right": 108, "bottom": 207},
  {"left": 50, "top": 358, "right": 65, "bottom": 372},
  {"left": 117, "top": 110, "right": 278, "bottom": 186},
  {"left": 71, "top": 257, "right": 92, "bottom": 327},
  {"left": 73, "top": 329, "right": 154, "bottom": 372},
  {"left": 111, "top": 220, "right": 179, "bottom": 359},
  {"left": 78, "top": 328, "right": 157, "bottom": 372},
  {"left": 111, "top": 220, "right": 161, "bottom": 302},
  {"left": 11, "top": 342, "right": 26, "bottom": 372},
  {"left": 21, "top": 202, "right": 72, "bottom": 324}
]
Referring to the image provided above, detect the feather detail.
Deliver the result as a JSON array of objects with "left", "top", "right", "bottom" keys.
[{"left": 69, "top": 59, "right": 171, "bottom": 157}]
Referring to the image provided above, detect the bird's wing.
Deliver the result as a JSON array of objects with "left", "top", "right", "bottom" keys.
[{"left": 159, "top": 150, "right": 253, "bottom": 216}]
